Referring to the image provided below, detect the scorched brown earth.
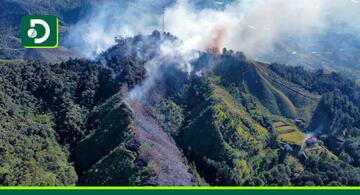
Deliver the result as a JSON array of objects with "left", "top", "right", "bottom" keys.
[{"left": 124, "top": 98, "right": 194, "bottom": 186}]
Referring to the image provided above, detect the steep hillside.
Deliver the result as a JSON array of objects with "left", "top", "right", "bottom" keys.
[
  {"left": 0, "top": 59, "right": 102, "bottom": 185},
  {"left": 1, "top": 32, "right": 360, "bottom": 186},
  {"left": 0, "top": 85, "right": 77, "bottom": 185}
]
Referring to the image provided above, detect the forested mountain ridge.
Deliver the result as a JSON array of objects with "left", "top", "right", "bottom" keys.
[{"left": 1, "top": 32, "right": 360, "bottom": 186}]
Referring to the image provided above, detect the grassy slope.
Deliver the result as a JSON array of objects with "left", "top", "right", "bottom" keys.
[
  {"left": 273, "top": 121, "right": 305, "bottom": 146},
  {"left": 74, "top": 93, "right": 132, "bottom": 171},
  {"left": 175, "top": 56, "right": 347, "bottom": 185},
  {"left": 178, "top": 77, "right": 276, "bottom": 184},
  {"left": 214, "top": 57, "right": 318, "bottom": 121}
]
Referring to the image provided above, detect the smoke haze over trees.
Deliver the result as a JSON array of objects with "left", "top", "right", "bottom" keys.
[{"left": 1, "top": 0, "right": 360, "bottom": 186}]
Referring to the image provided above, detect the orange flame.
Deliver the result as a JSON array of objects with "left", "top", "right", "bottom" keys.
[{"left": 204, "top": 25, "right": 227, "bottom": 55}]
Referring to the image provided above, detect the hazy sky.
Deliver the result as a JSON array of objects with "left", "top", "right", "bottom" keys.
[{"left": 67, "top": 0, "right": 360, "bottom": 58}]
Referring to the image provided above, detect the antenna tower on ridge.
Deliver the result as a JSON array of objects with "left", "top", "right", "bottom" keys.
[{"left": 162, "top": 5, "right": 165, "bottom": 33}]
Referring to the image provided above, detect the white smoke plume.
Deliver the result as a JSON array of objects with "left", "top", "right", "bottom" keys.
[
  {"left": 66, "top": 0, "right": 360, "bottom": 101},
  {"left": 129, "top": 38, "right": 199, "bottom": 101},
  {"left": 66, "top": 0, "right": 171, "bottom": 58},
  {"left": 67, "top": 0, "right": 360, "bottom": 59}
]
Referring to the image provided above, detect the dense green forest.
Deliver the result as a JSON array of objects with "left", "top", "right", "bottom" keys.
[{"left": 1, "top": 31, "right": 360, "bottom": 186}]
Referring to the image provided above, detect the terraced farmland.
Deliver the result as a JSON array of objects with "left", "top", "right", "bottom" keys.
[{"left": 273, "top": 121, "right": 305, "bottom": 146}]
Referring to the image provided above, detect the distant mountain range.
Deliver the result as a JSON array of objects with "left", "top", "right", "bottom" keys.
[
  {"left": 0, "top": 0, "right": 360, "bottom": 186},
  {"left": 260, "top": 31, "right": 360, "bottom": 83}
]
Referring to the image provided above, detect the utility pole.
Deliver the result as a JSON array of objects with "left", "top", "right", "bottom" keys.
[{"left": 162, "top": 5, "right": 165, "bottom": 33}]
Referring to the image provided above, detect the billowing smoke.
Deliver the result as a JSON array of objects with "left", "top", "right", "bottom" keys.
[
  {"left": 65, "top": 0, "right": 173, "bottom": 58},
  {"left": 66, "top": 0, "right": 360, "bottom": 101},
  {"left": 129, "top": 36, "right": 199, "bottom": 101},
  {"left": 66, "top": 0, "right": 360, "bottom": 59}
]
